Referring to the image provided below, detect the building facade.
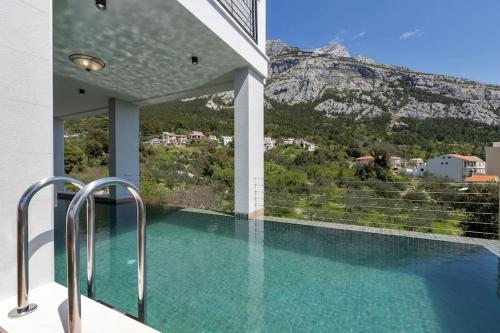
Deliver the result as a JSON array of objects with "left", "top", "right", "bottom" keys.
[{"left": 426, "top": 154, "right": 486, "bottom": 182}]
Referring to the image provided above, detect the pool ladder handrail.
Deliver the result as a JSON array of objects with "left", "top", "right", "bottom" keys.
[
  {"left": 65, "top": 177, "right": 147, "bottom": 333},
  {"left": 8, "top": 176, "right": 96, "bottom": 318}
]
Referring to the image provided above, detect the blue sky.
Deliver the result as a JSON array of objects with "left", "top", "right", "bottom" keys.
[{"left": 267, "top": 0, "right": 500, "bottom": 85}]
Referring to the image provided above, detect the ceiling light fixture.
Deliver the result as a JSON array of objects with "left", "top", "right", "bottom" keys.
[
  {"left": 95, "top": 0, "right": 106, "bottom": 10},
  {"left": 69, "top": 54, "right": 105, "bottom": 72},
  {"left": 192, "top": 56, "right": 199, "bottom": 65}
]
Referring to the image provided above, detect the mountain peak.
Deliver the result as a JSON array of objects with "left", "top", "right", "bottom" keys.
[
  {"left": 266, "top": 39, "right": 291, "bottom": 57},
  {"left": 312, "top": 43, "right": 350, "bottom": 57}
]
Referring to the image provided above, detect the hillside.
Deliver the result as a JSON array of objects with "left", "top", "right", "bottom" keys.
[{"left": 206, "top": 40, "right": 500, "bottom": 125}]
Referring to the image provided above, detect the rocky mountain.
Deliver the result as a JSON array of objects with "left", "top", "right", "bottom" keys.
[{"left": 204, "top": 40, "right": 500, "bottom": 125}]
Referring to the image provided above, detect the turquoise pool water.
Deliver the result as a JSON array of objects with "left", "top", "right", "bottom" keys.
[{"left": 55, "top": 204, "right": 500, "bottom": 332}]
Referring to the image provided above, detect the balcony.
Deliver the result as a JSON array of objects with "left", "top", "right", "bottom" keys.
[{"left": 217, "top": 0, "right": 258, "bottom": 42}]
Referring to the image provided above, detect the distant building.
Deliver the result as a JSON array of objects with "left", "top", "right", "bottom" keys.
[
  {"left": 162, "top": 132, "right": 177, "bottom": 145},
  {"left": 390, "top": 156, "right": 403, "bottom": 169},
  {"left": 486, "top": 142, "right": 500, "bottom": 176},
  {"left": 208, "top": 135, "right": 218, "bottom": 142},
  {"left": 464, "top": 175, "right": 499, "bottom": 183},
  {"left": 296, "top": 139, "right": 316, "bottom": 152},
  {"left": 426, "top": 154, "right": 486, "bottom": 182},
  {"left": 221, "top": 136, "right": 233, "bottom": 146},
  {"left": 264, "top": 137, "right": 276, "bottom": 151},
  {"left": 355, "top": 156, "right": 374, "bottom": 166},
  {"left": 176, "top": 134, "right": 188, "bottom": 145},
  {"left": 144, "top": 138, "right": 163, "bottom": 147},
  {"left": 283, "top": 138, "right": 295, "bottom": 145},
  {"left": 408, "top": 158, "right": 425, "bottom": 166},
  {"left": 188, "top": 131, "right": 205, "bottom": 141}
]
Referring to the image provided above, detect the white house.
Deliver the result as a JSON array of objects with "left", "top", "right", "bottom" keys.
[
  {"left": 188, "top": 131, "right": 205, "bottom": 141},
  {"left": 408, "top": 158, "right": 425, "bottom": 166},
  {"left": 0, "top": 0, "right": 267, "bottom": 330},
  {"left": 426, "top": 154, "right": 486, "bottom": 182},
  {"left": 208, "top": 135, "right": 219, "bottom": 142},
  {"left": 176, "top": 134, "right": 189, "bottom": 145},
  {"left": 296, "top": 139, "right": 317, "bottom": 152},
  {"left": 162, "top": 132, "right": 178, "bottom": 145},
  {"left": 221, "top": 136, "right": 234, "bottom": 146},
  {"left": 264, "top": 137, "right": 276, "bottom": 151},
  {"left": 144, "top": 138, "right": 163, "bottom": 147},
  {"left": 390, "top": 156, "right": 403, "bottom": 169},
  {"left": 283, "top": 138, "right": 295, "bottom": 145},
  {"left": 486, "top": 142, "right": 500, "bottom": 176}
]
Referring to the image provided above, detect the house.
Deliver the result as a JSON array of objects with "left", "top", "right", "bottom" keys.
[
  {"left": 390, "top": 156, "right": 403, "bottom": 169},
  {"left": 188, "top": 131, "right": 205, "bottom": 141},
  {"left": 264, "top": 137, "right": 276, "bottom": 151},
  {"left": 297, "top": 139, "right": 317, "bottom": 152},
  {"left": 464, "top": 175, "right": 499, "bottom": 183},
  {"left": 162, "top": 132, "right": 177, "bottom": 145},
  {"left": 220, "top": 136, "right": 234, "bottom": 146},
  {"left": 426, "top": 154, "right": 486, "bottom": 182},
  {"left": 486, "top": 142, "right": 500, "bottom": 176},
  {"left": 176, "top": 135, "right": 188, "bottom": 145},
  {"left": 355, "top": 156, "right": 375, "bottom": 166},
  {"left": 1, "top": 0, "right": 267, "bottom": 330},
  {"left": 283, "top": 138, "right": 295, "bottom": 145},
  {"left": 144, "top": 138, "right": 163, "bottom": 147},
  {"left": 408, "top": 158, "right": 425, "bottom": 166},
  {"left": 208, "top": 135, "right": 218, "bottom": 142}
]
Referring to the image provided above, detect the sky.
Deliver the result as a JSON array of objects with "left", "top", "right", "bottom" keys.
[{"left": 267, "top": 0, "right": 500, "bottom": 85}]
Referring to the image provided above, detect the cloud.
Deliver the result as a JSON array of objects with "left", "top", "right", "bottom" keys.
[
  {"left": 399, "top": 29, "right": 422, "bottom": 40},
  {"left": 353, "top": 32, "right": 366, "bottom": 39},
  {"left": 330, "top": 30, "right": 346, "bottom": 44}
]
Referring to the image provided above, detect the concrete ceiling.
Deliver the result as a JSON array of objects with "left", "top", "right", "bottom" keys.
[{"left": 53, "top": 0, "right": 249, "bottom": 118}]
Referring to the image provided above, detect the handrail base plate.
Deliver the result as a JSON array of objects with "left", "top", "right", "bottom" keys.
[{"left": 8, "top": 304, "right": 37, "bottom": 318}]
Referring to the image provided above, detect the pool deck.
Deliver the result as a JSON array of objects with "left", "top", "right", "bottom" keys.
[
  {"left": 0, "top": 283, "right": 159, "bottom": 333},
  {"left": 263, "top": 215, "right": 500, "bottom": 257}
]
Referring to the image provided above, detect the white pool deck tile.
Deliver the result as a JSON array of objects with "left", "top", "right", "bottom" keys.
[{"left": 0, "top": 283, "right": 159, "bottom": 333}]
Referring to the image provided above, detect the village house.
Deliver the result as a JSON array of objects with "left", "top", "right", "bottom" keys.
[
  {"left": 264, "top": 137, "right": 276, "bottom": 151},
  {"left": 355, "top": 156, "right": 375, "bottom": 166},
  {"left": 486, "top": 142, "right": 500, "bottom": 176},
  {"left": 408, "top": 158, "right": 425, "bottom": 166},
  {"left": 283, "top": 138, "right": 295, "bottom": 145},
  {"left": 296, "top": 139, "right": 317, "bottom": 152},
  {"left": 208, "top": 135, "right": 219, "bottom": 142},
  {"left": 426, "top": 154, "right": 486, "bottom": 182},
  {"left": 188, "top": 131, "right": 205, "bottom": 142},
  {"left": 221, "top": 136, "right": 234, "bottom": 146},
  {"left": 144, "top": 138, "right": 163, "bottom": 147},
  {"left": 162, "top": 132, "right": 177, "bottom": 145},
  {"left": 176, "top": 134, "right": 188, "bottom": 145},
  {"left": 390, "top": 156, "right": 403, "bottom": 169}
]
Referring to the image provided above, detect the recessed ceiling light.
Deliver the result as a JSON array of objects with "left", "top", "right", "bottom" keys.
[
  {"left": 69, "top": 54, "right": 105, "bottom": 72},
  {"left": 95, "top": 0, "right": 106, "bottom": 10},
  {"left": 192, "top": 56, "right": 199, "bottom": 65}
]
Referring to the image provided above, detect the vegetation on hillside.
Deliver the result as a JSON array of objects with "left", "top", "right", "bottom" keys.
[{"left": 64, "top": 99, "right": 500, "bottom": 238}]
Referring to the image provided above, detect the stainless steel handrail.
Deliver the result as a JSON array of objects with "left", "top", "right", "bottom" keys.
[
  {"left": 65, "top": 177, "right": 147, "bottom": 333},
  {"left": 8, "top": 176, "right": 95, "bottom": 318}
]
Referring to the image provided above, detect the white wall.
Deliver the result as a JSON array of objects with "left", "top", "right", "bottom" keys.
[
  {"left": 426, "top": 156, "right": 464, "bottom": 182},
  {"left": 0, "top": 0, "right": 54, "bottom": 300}
]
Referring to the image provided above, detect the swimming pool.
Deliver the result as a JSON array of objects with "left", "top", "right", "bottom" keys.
[{"left": 55, "top": 204, "right": 500, "bottom": 332}]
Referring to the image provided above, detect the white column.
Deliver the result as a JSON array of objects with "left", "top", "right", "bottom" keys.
[
  {"left": 108, "top": 98, "right": 140, "bottom": 200},
  {"left": 0, "top": 0, "right": 53, "bottom": 300},
  {"left": 53, "top": 118, "right": 65, "bottom": 196},
  {"left": 234, "top": 68, "right": 265, "bottom": 219}
]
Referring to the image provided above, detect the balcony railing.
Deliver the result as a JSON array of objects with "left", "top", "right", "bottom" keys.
[{"left": 217, "top": 0, "right": 258, "bottom": 42}]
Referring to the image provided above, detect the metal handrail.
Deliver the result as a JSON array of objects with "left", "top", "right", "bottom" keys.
[
  {"left": 65, "top": 177, "right": 147, "bottom": 333},
  {"left": 8, "top": 176, "right": 95, "bottom": 318}
]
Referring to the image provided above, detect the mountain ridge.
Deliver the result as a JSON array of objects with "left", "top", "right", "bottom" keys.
[{"left": 202, "top": 40, "right": 500, "bottom": 125}]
